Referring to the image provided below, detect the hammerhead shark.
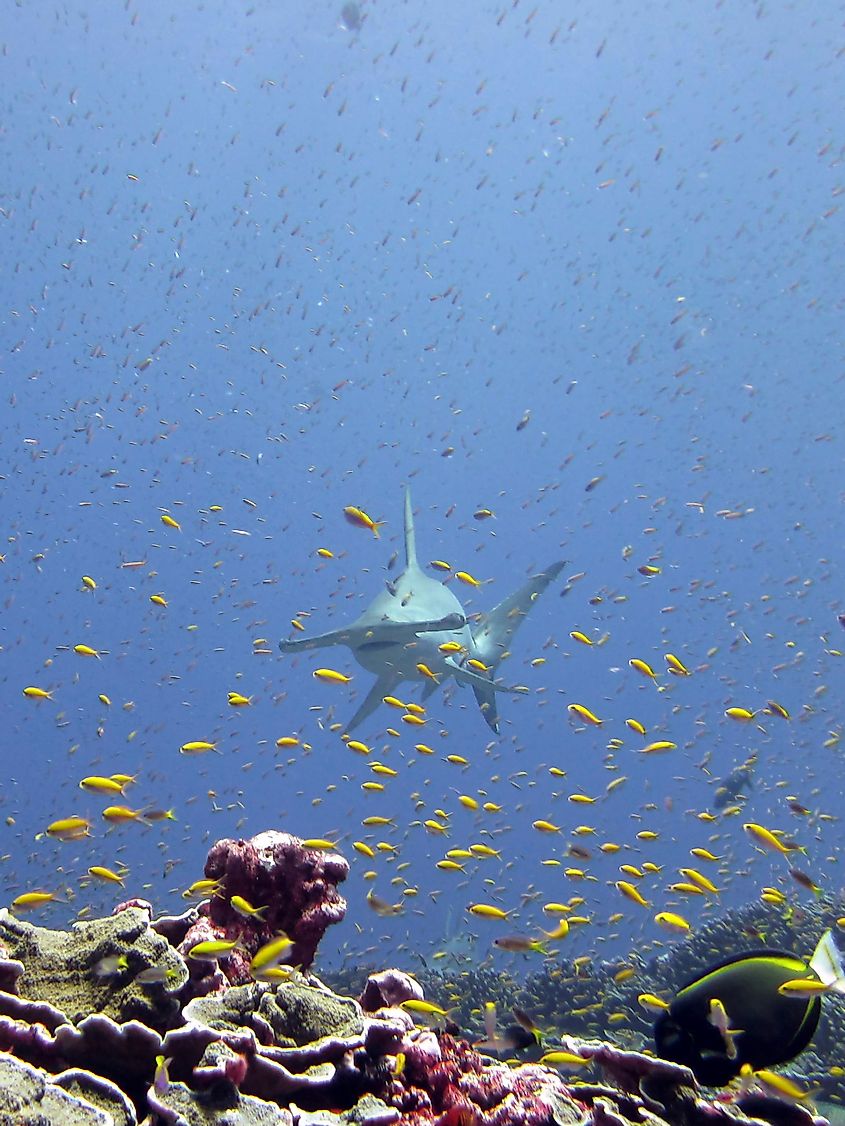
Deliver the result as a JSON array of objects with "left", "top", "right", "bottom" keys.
[{"left": 279, "top": 491, "right": 565, "bottom": 733}]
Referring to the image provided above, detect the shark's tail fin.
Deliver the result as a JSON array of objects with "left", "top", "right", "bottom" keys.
[
  {"left": 471, "top": 561, "right": 566, "bottom": 669},
  {"left": 404, "top": 487, "right": 418, "bottom": 569}
]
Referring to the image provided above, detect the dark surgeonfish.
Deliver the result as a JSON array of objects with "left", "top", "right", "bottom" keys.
[{"left": 654, "top": 929, "right": 845, "bottom": 1086}]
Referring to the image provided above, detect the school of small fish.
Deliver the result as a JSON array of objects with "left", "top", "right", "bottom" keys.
[{"left": 1, "top": 0, "right": 842, "bottom": 1049}]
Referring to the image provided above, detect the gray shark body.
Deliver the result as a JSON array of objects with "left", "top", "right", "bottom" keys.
[{"left": 279, "top": 490, "right": 564, "bottom": 732}]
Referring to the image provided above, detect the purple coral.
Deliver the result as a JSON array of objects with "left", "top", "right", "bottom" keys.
[{"left": 177, "top": 831, "right": 349, "bottom": 985}]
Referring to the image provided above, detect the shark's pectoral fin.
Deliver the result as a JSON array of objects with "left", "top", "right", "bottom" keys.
[
  {"left": 345, "top": 674, "right": 400, "bottom": 733},
  {"left": 471, "top": 560, "right": 566, "bottom": 665},
  {"left": 279, "top": 627, "right": 356, "bottom": 653}
]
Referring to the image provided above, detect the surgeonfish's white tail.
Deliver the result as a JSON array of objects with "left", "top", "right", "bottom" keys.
[{"left": 810, "top": 929, "right": 845, "bottom": 995}]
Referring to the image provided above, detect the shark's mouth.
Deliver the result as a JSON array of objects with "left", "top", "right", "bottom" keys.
[{"left": 356, "top": 640, "right": 397, "bottom": 654}]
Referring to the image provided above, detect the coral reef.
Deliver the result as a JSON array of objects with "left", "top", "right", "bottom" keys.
[{"left": 0, "top": 832, "right": 839, "bottom": 1124}]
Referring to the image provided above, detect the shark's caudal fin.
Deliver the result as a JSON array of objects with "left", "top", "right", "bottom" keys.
[{"left": 471, "top": 561, "right": 567, "bottom": 668}]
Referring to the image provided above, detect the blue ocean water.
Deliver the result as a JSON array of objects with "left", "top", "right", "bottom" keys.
[{"left": 2, "top": 0, "right": 842, "bottom": 976}]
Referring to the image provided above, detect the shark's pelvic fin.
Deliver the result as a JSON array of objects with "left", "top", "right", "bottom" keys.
[
  {"left": 345, "top": 674, "right": 399, "bottom": 733},
  {"left": 472, "top": 683, "right": 499, "bottom": 733}
]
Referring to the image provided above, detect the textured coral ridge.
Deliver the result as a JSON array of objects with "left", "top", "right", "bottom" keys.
[{"left": 0, "top": 831, "right": 831, "bottom": 1126}]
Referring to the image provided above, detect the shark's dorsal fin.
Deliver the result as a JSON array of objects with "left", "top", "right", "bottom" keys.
[{"left": 404, "top": 487, "right": 418, "bottom": 570}]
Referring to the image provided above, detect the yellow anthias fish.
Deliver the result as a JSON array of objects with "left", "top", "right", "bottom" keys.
[
  {"left": 468, "top": 903, "right": 511, "bottom": 921},
  {"left": 160, "top": 513, "right": 181, "bottom": 531},
  {"left": 23, "top": 686, "right": 53, "bottom": 700},
  {"left": 180, "top": 741, "right": 218, "bottom": 755},
  {"left": 187, "top": 939, "right": 240, "bottom": 960},
  {"left": 250, "top": 934, "right": 294, "bottom": 980},
  {"left": 725, "top": 706, "right": 756, "bottom": 721},
  {"left": 680, "top": 868, "right": 719, "bottom": 895},
  {"left": 227, "top": 692, "right": 252, "bottom": 707},
  {"left": 616, "top": 881, "right": 650, "bottom": 908},
  {"left": 182, "top": 878, "right": 225, "bottom": 900},
  {"left": 46, "top": 817, "right": 91, "bottom": 841},
  {"left": 343, "top": 505, "right": 384, "bottom": 537},
  {"left": 638, "top": 993, "right": 670, "bottom": 1012},
  {"left": 102, "top": 805, "right": 148, "bottom": 824},
  {"left": 87, "top": 866, "right": 125, "bottom": 886},
  {"left": 744, "top": 822, "right": 803, "bottom": 855},
  {"left": 540, "top": 1050, "right": 591, "bottom": 1071},
  {"left": 629, "top": 658, "right": 657, "bottom": 680},
  {"left": 640, "top": 741, "right": 677, "bottom": 754},
  {"left": 11, "top": 891, "right": 62, "bottom": 912},
  {"left": 543, "top": 919, "right": 570, "bottom": 940},
  {"left": 568, "top": 703, "right": 603, "bottom": 726},
  {"left": 455, "top": 570, "right": 483, "bottom": 587},
  {"left": 79, "top": 776, "right": 125, "bottom": 796},
  {"left": 230, "top": 895, "right": 268, "bottom": 921},
  {"left": 313, "top": 668, "right": 352, "bottom": 685},
  {"left": 655, "top": 911, "right": 691, "bottom": 933}
]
